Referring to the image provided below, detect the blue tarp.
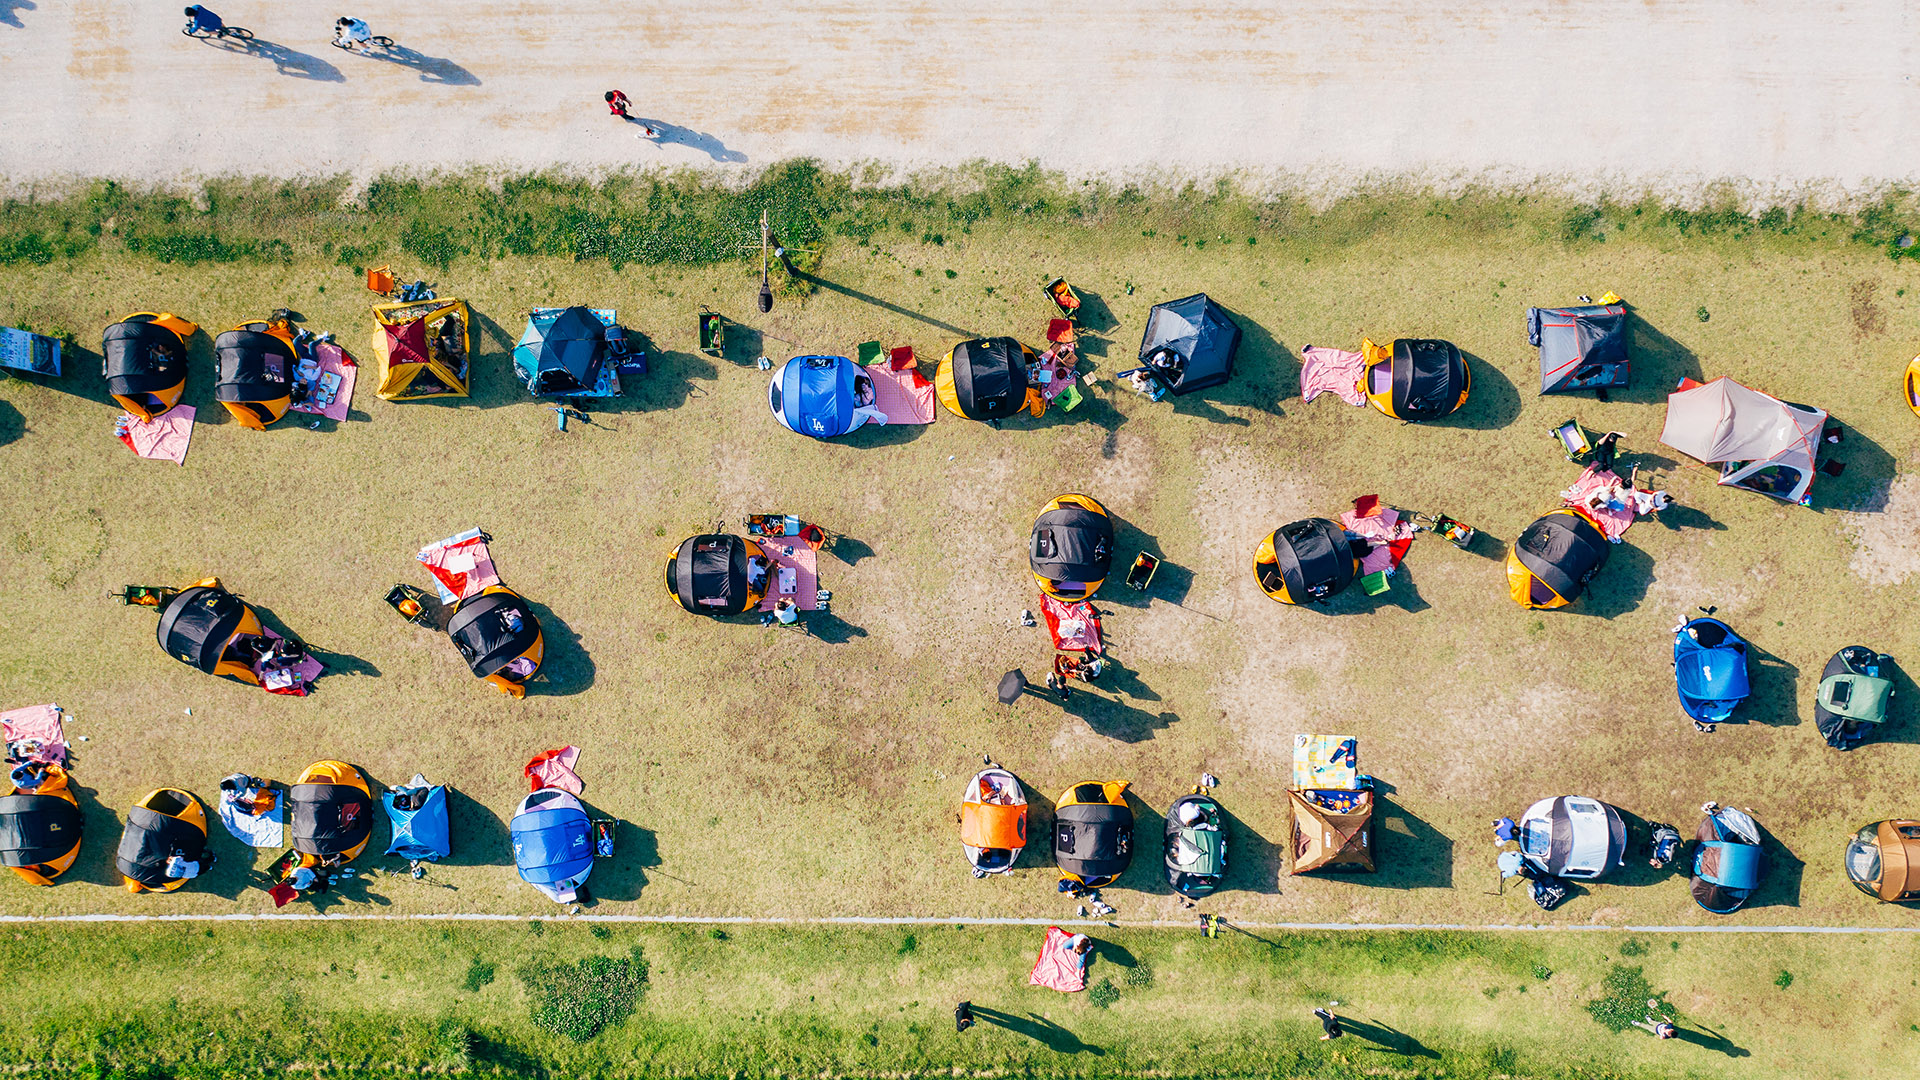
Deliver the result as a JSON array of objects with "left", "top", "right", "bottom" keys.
[
  {"left": 511, "top": 804, "right": 593, "bottom": 884},
  {"left": 1674, "top": 619, "right": 1750, "bottom": 723},
  {"left": 382, "top": 784, "right": 451, "bottom": 861},
  {"left": 1697, "top": 840, "right": 1763, "bottom": 889},
  {"left": 770, "top": 355, "right": 862, "bottom": 438},
  {"left": 514, "top": 306, "right": 611, "bottom": 396}
]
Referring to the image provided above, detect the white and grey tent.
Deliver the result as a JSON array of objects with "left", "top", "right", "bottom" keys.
[
  {"left": 1528, "top": 303, "right": 1628, "bottom": 394},
  {"left": 1518, "top": 796, "right": 1627, "bottom": 881},
  {"left": 1659, "top": 377, "right": 1827, "bottom": 506}
]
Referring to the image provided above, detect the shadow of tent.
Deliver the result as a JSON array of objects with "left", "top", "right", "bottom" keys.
[
  {"left": 1020, "top": 780, "right": 1056, "bottom": 875},
  {"left": 523, "top": 600, "right": 594, "bottom": 696},
  {"left": 1741, "top": 644, "right": 1801, "bottom": 727},
  {"left": 460, "top": 309, "right": 529, "bottom": 409},
  {"left": 1104, "top": 515, "right": 1180, "bottom": 610},
  {"left": 1369, "top": 795, "right": 1454, "bottom": 889},
  {"left": 61, "top": 777, "right": 126, "bottom": 889},
  {"left": 1114, "top": 790, "right": 1172, "bottom": 896},
  {"left": 575, "top": 331, "right": 717, "bottom": 416},
  {"left": 840, "top": 415, "right": 933, "bottom": 449},
  {"left": 1209, "top": 305, "right": 1292, "bottom": 416},
  {"left": 581, "top": 813, "right": 654, "bottom": 902},
  {"left": 966, "top": 1006, "right": 1106, "bottom": 1056},
  {"left": 1339, "top": 1017, "right": 1441, "bottom": 1059},
  {"left": 1810, "top": 421, "right": 1896, "bottom": 516},
  {"left": 1615, "top": 313, "right": 1705, "bottom": 405},
  {"left": 1567, "top": 541, "right": 1654, "bottom": 620},
  {"left": 1863, "top": 655, "right": 1920, "bottom": 746},
  {"left": 0, "top": 398, "right": 23, "bottom": 447},
  {"left": 1324, "top": 563, "right": 1431, "bottom": 615},
  {"left": 1745, "top": 824, "right": 1805, "bottom": 909},
  {"left": 1218, "top": 802, "right": 1281, "bottom": 895},
  {"left": 437, "top": 786, "right": 511, "bottom": 868},
  {"left": 1436, "top": 351, "right": 1521, "bottom": 431},
  {"left": 1607, "top": 810, "right": 1685, "bottom": 889}
]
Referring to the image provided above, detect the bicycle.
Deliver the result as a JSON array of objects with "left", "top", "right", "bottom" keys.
[
  {"left": 330, "top": 33, "right": 395, "bottom": 51},
  {"left": 181, "top": 22, "right": 254, "bottom": 41}
]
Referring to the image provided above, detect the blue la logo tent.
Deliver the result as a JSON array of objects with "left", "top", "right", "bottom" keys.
[
  {"left": 514, "top": 306, "right": 608, "bottom": 396},
  {"left": 768, "top": 355, "right": 876, "bottom": 438},
  {"left": 1674, "top": 615, "right": 1751, "bottom": 728},
  {"left": 510, "top": 788, "right": 594, "bottom": 902}
]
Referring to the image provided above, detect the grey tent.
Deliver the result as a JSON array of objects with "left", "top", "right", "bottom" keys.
[
  {"left": 1518, "top": 795, "right": 1627, "bottom": 881},
  {"left": 1659, "top": 377, "right": 1827, "bottom": 505},
  {"left": 1528, "top": 303, "right": 1628, "bottom": 393},
  {"left": 1138, "top": 294, "right": 1241, "bottom": 396}
]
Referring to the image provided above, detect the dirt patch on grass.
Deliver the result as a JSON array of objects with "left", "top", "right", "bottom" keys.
[
  {"left": 1849, "top": 279, "right": 1887, "bottom": 339},
  {"left": 1840, "top": 466, "right": 1920, "bottom": 586}
]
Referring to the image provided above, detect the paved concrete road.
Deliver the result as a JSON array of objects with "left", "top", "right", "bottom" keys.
[{"left": 2, "top": 1, "right": 1916, "bottom": 193}]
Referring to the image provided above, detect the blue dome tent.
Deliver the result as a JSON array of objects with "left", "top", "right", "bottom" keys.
[
  {"left": 514, "top": 306, "right": 609, "bottom": 396},
  {"left": 510, "top": 788, "right": 594, "bottom": 903},
  {"left": 1691, "top": 804, "right": 1766, "bottom": 914},
  {"left": 768, "top": 355, "right": 881, "bottom": 438},
  {"left": 382, "top": 775, "right": 450, "bottom": 863},
  {"left": 1674, "top": 613, "right": 1751, "bottom": 731},
  {"left": 1136, "top": 293, "right": 1241, "bottom": 397}
]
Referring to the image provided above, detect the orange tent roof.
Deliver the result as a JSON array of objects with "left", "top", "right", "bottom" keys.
[{"left": 961, "top": 802, "right": 1025, "bottom": 850}]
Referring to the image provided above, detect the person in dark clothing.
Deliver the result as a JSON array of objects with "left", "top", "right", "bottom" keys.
[
  {"left": 1312, "top": 1006, "right": 1344, "bottom": 1040},
  {"left": 954, "top": 1001, "right": 975, "bottom": 1032},
  {"left": 184, "top": 6, "right": 224, "bottom": 33},
  {"left": 1592, "top": 430, "right": 1624, "bottom": 472}
]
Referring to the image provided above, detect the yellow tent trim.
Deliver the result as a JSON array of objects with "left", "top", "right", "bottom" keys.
[{"left": 372, "top": 298, "right": 472, "bottom": 400}]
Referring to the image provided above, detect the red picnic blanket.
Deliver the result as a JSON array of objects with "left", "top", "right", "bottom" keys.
[
  {"left": 1041, "top": 593, "right": 1103, "bottom": 653},
  {"left": 1027, "top": 927, "right": 1087, "bottom": 993}
]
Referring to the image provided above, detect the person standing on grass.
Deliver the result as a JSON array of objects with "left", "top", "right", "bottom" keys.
[
  {"left": 1312, "top": 1005, "right": 1344, "bottom": 1040},
  {"left": 1631, "top": 1000, "right": 1677, "bottom": 1040}
]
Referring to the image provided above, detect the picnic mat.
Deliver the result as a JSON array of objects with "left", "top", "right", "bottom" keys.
[
  {"left": 1041, "top": 593, "right": 1103, "bottom": 653},
  {"left": 756, "top": 536, "right": 820, "bottom": 611},
  {"left": 218, "top": 795, "right": 285, "bottom": 848},
  {"left": 526, "top": 745, "right": 584, "bottom": 795},
  {"left": 1027, "top": 927, "right": 1087, "bottom": 993},
  {"left": 418, "top": 528, "right": 501, "bottom": 604},
  {"left": 1338, "top": 502, "right": 1417, "bottom": 574},
  {"left": 1, "top": 703, "right": 66, "bottom": 765},
  {"left": 1292, "top": 733, "right": 1359, "bottom": 790},
  {"left": 1301, "top": 347, "right": 1367, "bottom": 406},
  {"left": 868, "top": 365, "right": 937, "bottom": 424},
  {"left": 116, "top": 406, "right": 195, "bottom": 465},
  {"left": 249, "top": 627, "right": 324, "bottom": 696},
  {"left": 1559, "top": 465, "right": 1637, "bottom": 542},
  {"left": 289, "top": 342, "right": 358, "bottom": 422}
]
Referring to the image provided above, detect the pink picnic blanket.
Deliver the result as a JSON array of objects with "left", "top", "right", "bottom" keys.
[
  {"left": 289, "top": 342, "right": 358, "bottom": 422},
  {"left": 418, "top": 529, "right": 501, "bottom": 604},
  {"left": 756, "top": 537, "right": 820, "bottom": 611},
  {"left": 1339, "top": 504, "right": 1417, "bottom": 574},
  {"left": 868, "top": 366, "right": 937, "bottom": 424},
  {"left": 1, "top": 704, "right": 67, "bottom": 764},
  {"left": 1041, "top": 593, "right": 1103, "bottom": 652},
  {"left": 1301, "top": 347, "right": 1367, "bottom": 406},
  {"left": 1027, "top": 927, "right": 1088, "bottom": 993},
  {"left": 250, "top": 627, "right": 325, "bottom": 695},
  {"left": 117, "top": 406, "right": 195, "bottom": 464},
  {"left": 1035, "top": 344, "right": 1081, "bottom": 404},
  {"left": 1559, "top": 466, "right": 1637, "bottom": 542},
  {"left": 526, "top": 745, "right": 584, "bottom": 795}
]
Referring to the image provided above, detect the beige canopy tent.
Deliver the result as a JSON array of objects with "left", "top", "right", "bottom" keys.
[
  {"left": 1288, "top": 788, "right": 1375, "bottom": 873},
  {"left": 1658, "top": 376, "right": 1827, "bottom": 505},
  {"left": 1847, "top": 820, "right": 1920, "bottom": 902}
]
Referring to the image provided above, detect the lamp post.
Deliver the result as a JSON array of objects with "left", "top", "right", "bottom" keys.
[{"left": 757, "top": 209, "right": 774, "bottom": 313}]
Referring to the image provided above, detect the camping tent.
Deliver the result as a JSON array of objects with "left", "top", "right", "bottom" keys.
[
  {"left": 103, "top": 313, "right": 195, "bottom": 420},
  {"left": 1029, "top": 495, "right": 1114, "bottom": 601},
  {"left": 1692, "top": 805, "right": 1765, "bottom": 914},
  {"left": 1815, "top": 646, "right": 1894, "bottom": 750},
  {"left": 769, "top": 355, "right": 880, "bottom": 438},
  {"left": 511, "top": 787, "right": 594, "bottom": 902},
  {"left": 1518, "top": 796, "right": 1626, "bottom": 880},
  {"left": 960, "top": 767, "right": 1027, "bottom": 875},
  {"left": 1362, "top": 338, "right": 1470, "bottom": 421},
  {"left": 289, "top": 761, "right": 375, "bottom": 863},
  {"left": 1846, "top": 820, "right": 1920, "bottom": 902},
  {"left": 1529, "top": 303, "right": 1629, "bottom": 393},
  {"left": 382, "top": 776, "right": 451, "bottom": 862},
  {"left": 1659, "top": 377, "right": 1828, "bottom": 505},
  {"left": 1137, "top": 294, "right": 1241, "bottom": 397},
  {"left": 155, "top": 582, "right": 267, "bottom": 685},
  {"left": 1164, "top": 791, "right": 1227, "bottom": 897},
  {"left": 1506, "top": 509, "right": 1611, "bottom": 609},
  {"left": 372, "top": 298, "right": 471, "bottom": 400},
  {"left": 1674, "top": 616, "right": 1750, "bottom": 728},
  {"left": 514, "top": 306, "right": 608, "bottom": 396},
  {"left": 937, "top": 337, "right": 1039, "bottom": 421},
  {"left": 666, "top": 534, "right": 768, "bottom": 616},
  {"left": 0, "top": 769, "right": 83, "bottom": 886},
  {"left": 1288, "top": 788, "right": 1375, "bottom": 873},
  {"left": 1053, "top": 781, "right": 1133, "bottom": 889},
  {"left": 115, "top": 788, "right": 209, "bottom": 893},
  {"left": 1254, "top": 517, "right": 1360, "bottom": 605},
  {"left": 213, "top": 322, "right": 297, "bottom": 429},
  {"left": 446, "top": 587, "right": 544, "bottom": 698}
]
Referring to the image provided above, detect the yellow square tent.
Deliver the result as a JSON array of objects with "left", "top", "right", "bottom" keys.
[{"left": 372, "top": 298, "right": 471, "bottom": 400}]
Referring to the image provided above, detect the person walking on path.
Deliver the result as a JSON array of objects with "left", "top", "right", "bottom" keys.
[
  {"left": 604, "top": 90, "right": 660, "bottom": 138},
  {"left": 1312, "top": 1005, "right": 1344, "bottom": 1040}
]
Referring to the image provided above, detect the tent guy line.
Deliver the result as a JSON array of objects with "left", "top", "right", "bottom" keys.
[{"left": 3, "top": 913, "right": 1919, "bottom": 934}]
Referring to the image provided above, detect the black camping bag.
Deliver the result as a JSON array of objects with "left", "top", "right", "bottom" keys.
[{"left": 1532, "top": 875, "right": 1571, "bottom": 911}]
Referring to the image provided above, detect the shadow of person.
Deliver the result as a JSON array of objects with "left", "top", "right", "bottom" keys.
[
  {"left": 1061, "top": 690, "right": 1178, "bottom": 744},
  {"left": 967, "top": 1006, "right": 1105, "bottom": 1056},
  {"left": 523, "top": 601, "right": 595, "bottom": 696},
  {"left": 1339, "top": 1017, "right": 1440, "bottom": 1058},
  {"left": 824, "top": 534, "right": 874, "bottom": 566},
  {"left": 0, "top": 0, "right": 34, "bottom": 28},
  {"left": 214, "top": 36, "right": 346, "bottom": 82},
  {"left": 1674, "top": 1022, "right": 1750, "bottom": 1057},
  {"left": 631, "top": 118, "right": 748, "bottom": 163},
  {"left": 1650, "top": 503, "right": 1725, "bottom": 533},
  {"left": 1439, "top": 352, "right": 1520, "bottom": 431},
  {"left": 803, "top": 611, "right": 867, "bottom": 644},
  {"left": 363, "top": 44, "right": 479, "bottom": 84}
]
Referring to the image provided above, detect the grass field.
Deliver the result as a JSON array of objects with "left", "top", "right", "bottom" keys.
[
  {"left": 4, "top": 167, "right": 1920, "bottom": 943},
  {"left": 2, "top": 921, "right": 1916, "bottom": 1079}
]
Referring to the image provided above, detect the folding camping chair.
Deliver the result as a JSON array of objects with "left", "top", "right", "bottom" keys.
[
  {"left": 1551, "top": 418, "right": 1593, "bottom": 462},
  {"left": 383, "top": 583, "right": 438, "bottom": 629},
  {"left": 1044, "top": 278, "right": 1082, "bottom": 324},
  {"left": 698, "top": 309, "right": 725, "bottom": 357},
  {"left": 114, "top": 585, "right": 180, "bottom": 608},
  {"left": 365, "top": 265, "right": 397, "bottom": 298},
  {"left": 1124, "top": 553, "right": 1160, "bottom": 591}
]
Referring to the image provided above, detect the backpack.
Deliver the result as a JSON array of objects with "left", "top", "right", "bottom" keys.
[{"left": 1532, "top": 876, "right": 1571, "bottom": 911}]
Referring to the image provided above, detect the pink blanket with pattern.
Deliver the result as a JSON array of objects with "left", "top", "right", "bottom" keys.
[
  {"left": 117, "top": 406, "right": 195, "bottom": 465},
  {"left": 756, "top": 537, "right": 820, "bottom": 611},
  {"left": 1, "top": 704, "right": 66, "bottom": 764},
  {"left": 418, "top": 529, "right": 501, "bottom": 604},
  {"left": 1027, "top": 927, "right": 1088, "bottom": 993},
  {"left": 1559, "top": 466, "right": 1636, "bottom": 541},
  {"left": 869, "top": 366, "right": 937, "bottom": 424},
  {"left": 1301, "top": 347, "right": 1367, "bottom": 406},
  {"left": 289, "top": 343, "right": 358, "bottom": 422}
]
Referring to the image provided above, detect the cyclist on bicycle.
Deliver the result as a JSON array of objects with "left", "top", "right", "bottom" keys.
[
  {"left": 334, "top": 16, "right": 372, "bottom": 50},
  {"left": 184, "top": 5, "right": 224, "bottom": 34}
]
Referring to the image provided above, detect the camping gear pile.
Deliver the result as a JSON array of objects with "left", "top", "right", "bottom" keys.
[{"left": 1288, "top": 734, "right": 1375, "bottom": 876}]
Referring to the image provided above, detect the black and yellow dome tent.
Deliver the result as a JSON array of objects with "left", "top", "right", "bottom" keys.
[
  {"left": 446, "top": 587, "right": 544, "bottom": 698},
  {"left": 155, "top": 579, "right": 269, "bottom": 685},
  {"left": 102, "top": 312, "right": 196, "bottom": 420},
  {"left": 1506, "top": 508, "right": 1611, "bottom": 609},
  {"left": 372, "top": 297, "right": 471, "bottom": 400},
  {"left": 116, "top": 788, "right": 211, "bottom": 894},
  {"left": 1254, "top": 518, "right": 1361, "bottom": 605},
  {"left": 0, "top": 765, "right": 84, "bottom": 886},
  {"left": 213, "top": 318, "right": 298, "bottom": 429},
  {"left": 1053, "top": 780, "right": 1133, "bottom": 890},
  {"left": 1030, "top": 494, "right": 1114, "bottom": 601},
  {"left": 937, "top": 337, "right": 1044, "bottom": 423},
  {"left": 665, "top": 534, "right": 770, "bottom": 616},
  {"left": 1360, "top": 338, "right": 1471, "bottom": 421}
]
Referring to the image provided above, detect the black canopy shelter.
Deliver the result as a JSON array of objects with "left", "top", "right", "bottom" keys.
[
  {"left": 1054, "top": 799, "right": 1133, "bottom": 883},
  {"left": 522, "top": 306, "right": 609, "bottom": 396},
  {"left": 1388, "top": 339, "right": 1467, "bottom": 420},
  {"left": 0, "top": 793, "right": 83, "bottom": 869},
  {"left": 103, "top": 319, "right": 187, "bottom": 400},
  {"left": 213, "top": 328, "right": 293, "bottom": 403},
  {"left": 1137, "top": 293, "right": 1241, "bottom": 396},
  {"left": 156, "top": 585, "right": 249, "bottom": 673},
  {"left": 948, "top": 337, "right": 1032, "bottom": 419},
  {"left": 672, "top": 534, "right": 755, "bottom": 616},
  {"left": 115, "top": 804, "right": 207, "bottom": 889},
  {"left": 1514, "top": 512, "right": 1610, "bottom": 605},
  {"left": 447, "top": 591, "right": 542, "bottom": 679},
  {"left": 290, "top": 783, "right": 374, "bottom": 858},
  {"left": 1529, "top": 303, "right": 1629, "bottom": 394},
  {"left": 1267, "top": 518, "right": 1358, "bottom": 603},
  {"left": 1030, "top": 505, "right": 1114, "bottom": 585}
]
